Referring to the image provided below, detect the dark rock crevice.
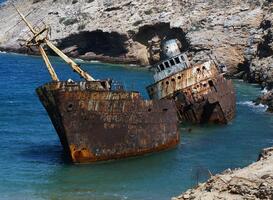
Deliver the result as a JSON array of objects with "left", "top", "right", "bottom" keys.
[
  {"left": 233, "top": 61, "right": 250, "bottom": 80},
  {"left": 257, "top": 29, "right": 273, "bottom": 58}
]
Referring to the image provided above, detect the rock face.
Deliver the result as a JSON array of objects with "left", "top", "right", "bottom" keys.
[
  {"left": 244, "top": 4, "right": 273, "bottom": 87},
  {"left": 245, "top": 3, "right": 273, "bottom": 112},
  {"left": 173, "top": 147, "right": 273, "bottom": 200},
  {"left": 0, "top": 0, "right": 269, "bottom": 69},
  {"left": 255, "top": 90, "right": 273, "bottom": 112}
]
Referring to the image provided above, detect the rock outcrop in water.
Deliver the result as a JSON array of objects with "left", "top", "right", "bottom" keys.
[
  {"left": 255, "top": 90, "right": 273, "bottom": 112},
  {"left": 173, "top": 147, "right": 273, "bottom": 200}
]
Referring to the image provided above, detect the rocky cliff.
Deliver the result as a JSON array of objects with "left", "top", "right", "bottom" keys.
[
  {"left": 1, "top": 0, "right": 273, "bottom": 109},
  {"left": 0, "top": 0, "right": 268, "bottom": 68},
  {"left": 173, "top": 147, "right": 273, "bottom": 200}
]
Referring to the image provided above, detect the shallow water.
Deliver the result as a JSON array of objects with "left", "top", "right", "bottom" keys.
[{"left": 0, "top": 53, "right": 272, "bottom": 200}]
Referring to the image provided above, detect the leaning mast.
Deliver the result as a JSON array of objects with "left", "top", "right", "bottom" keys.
[{"left": 13, "top": 5, "right": 95, "bottom": 81}]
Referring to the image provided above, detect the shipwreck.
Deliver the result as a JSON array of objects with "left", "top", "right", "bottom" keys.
[
  {"left": 14, "top": 7, "right": 179, "bottom": 163},
  {"left": 146, "top": 39, "right": 236, "bottom": 124}
]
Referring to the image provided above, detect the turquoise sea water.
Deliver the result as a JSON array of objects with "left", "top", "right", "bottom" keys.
[{"left": 0, "top": 52, "right": 273, "bottom": 200}]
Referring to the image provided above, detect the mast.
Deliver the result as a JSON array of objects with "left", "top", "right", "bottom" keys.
[
  {"left": 39, "top": 45, "right": 59, "bottom": 81},
  {"left": 13, "top": 5, "right": 95, "bottom": 81},
  {"left": 14, "top": 5, "right": 59, "bottom": 81},
  {"left": 45, "top": 40, "right": 94, "bottom": 81}
]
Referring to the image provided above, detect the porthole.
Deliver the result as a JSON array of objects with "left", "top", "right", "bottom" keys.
[
  {"left": 171, "top": 78, "right": 175, "bottom": 82},
  {"left": 166, "top": 81, "right": 169, "bottom": 85},
  {"left": 67, "top": 103, "right": 73, "bottom": 112},
  {"left": 178, "top": 76, "right": 181, "bottom": 80}
]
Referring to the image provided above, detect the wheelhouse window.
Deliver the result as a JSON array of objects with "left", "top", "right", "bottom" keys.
[
  {"left": 164, "top": 61, "right": 170, "bottom": 68},
  {"left": 159, "top": 64, "right": 165, "bottom": 71},
  {"left": 174, "top": 57, "right": 180, "bottom": 64},
  {"left": 170, "top": 59, "right": 175, "bottom": 66}
]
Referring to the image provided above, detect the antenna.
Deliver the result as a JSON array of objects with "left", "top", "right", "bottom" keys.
[{"left": 13, "top": 5, "right": 95, "bottom": 81}]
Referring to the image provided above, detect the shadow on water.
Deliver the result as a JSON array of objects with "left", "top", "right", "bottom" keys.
[{"left": 19, "top": 143, "right": 68, "bottom": 165}]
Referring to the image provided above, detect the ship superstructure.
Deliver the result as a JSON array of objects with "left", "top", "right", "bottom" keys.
[{"left": 147, "top": 39, "right": 236, "bottom": 124}]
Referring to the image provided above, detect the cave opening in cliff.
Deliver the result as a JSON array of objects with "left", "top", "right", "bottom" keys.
[
  {"left": 55, "top": 30, "right": 128, "bottom": 57},
  {"left": 133, "top": 22, "right": 189, "bottom": 52}
]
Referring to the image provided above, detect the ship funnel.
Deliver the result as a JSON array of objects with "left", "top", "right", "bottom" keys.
[{"left": 161, "top": 39, "right": 182, "bottom": 59}]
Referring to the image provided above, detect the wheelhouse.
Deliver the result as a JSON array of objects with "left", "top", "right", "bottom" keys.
[{"left": 151, "top": 53, "right": 190, "bottom": 83}]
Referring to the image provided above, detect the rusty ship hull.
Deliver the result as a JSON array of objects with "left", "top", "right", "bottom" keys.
[
  {"left": 147, "top": 59, "right": 236, "bottom": 124},
  {"left": 36, "top": 81, "right": 179, "bottom": 163},
  {"left": 12, "top": 9, "right": 181, "bottom": 164}
]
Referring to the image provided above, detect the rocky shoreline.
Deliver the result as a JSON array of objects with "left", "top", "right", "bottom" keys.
[
  {"left": 173, "top": 147, "right": 273, "bottom": 200},
  {"left": 255, "top": 90, "right": 273, "bottom": 113}
]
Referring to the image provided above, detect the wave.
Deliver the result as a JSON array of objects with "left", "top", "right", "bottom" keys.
[
  {"left": 237, "top": 101, "right": 268, "bottom": 112},
  {"left": 0, "top": 51, "right": 6, "bottom": 54},
  {"left": 74, "top": 58, "right": 84, "bottom": 63},
  {"left": 89, "top": 60, "right": 101, "bottom": 63},
  {"left": 261, "top": 88, "right": 269, "bottom": 94},
  {"left": 74, "top": 58, "right": 101, "bottom": 64}
]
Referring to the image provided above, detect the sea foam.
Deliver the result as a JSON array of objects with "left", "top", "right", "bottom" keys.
[
  {"left": 237, "top": 101, "right": 268, "bottom": 112},
  {"left": 261, "top": 88, "right": 269, "bottom": 94}
]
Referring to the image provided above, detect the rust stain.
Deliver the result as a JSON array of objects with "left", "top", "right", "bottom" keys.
[{"left": 70, "top": 144, "right": 96, "bottom": 163}]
